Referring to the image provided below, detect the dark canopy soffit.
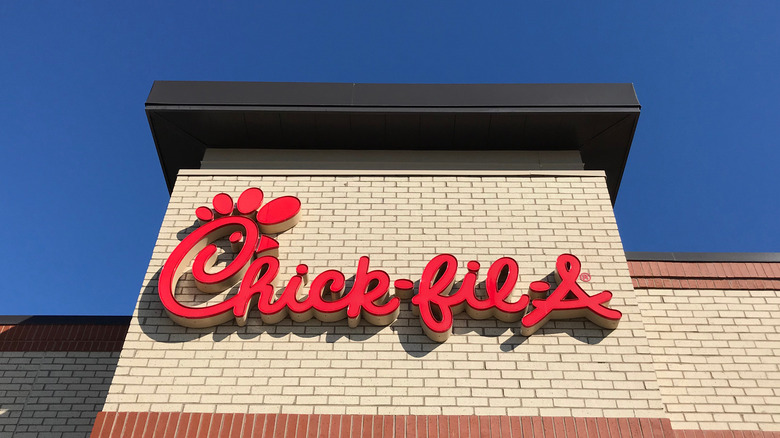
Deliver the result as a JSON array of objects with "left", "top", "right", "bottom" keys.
[{"left": 146, "top": 81, "right": 640, "bottom": 203}]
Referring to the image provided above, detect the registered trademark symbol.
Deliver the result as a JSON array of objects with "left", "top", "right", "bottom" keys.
[{"left": 580, "top": 272, "right": 591, "bottom": 282}]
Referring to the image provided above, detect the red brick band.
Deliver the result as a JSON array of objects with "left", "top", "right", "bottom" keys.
[
  {"left": 0, "top": 324, "right": 128, "bottom": 351},
  {"left": 628, "top": 261, "right": 780, "bottom": 290},
  {"left": 90, "top": 412, "right": 780, "bottom": 438}
]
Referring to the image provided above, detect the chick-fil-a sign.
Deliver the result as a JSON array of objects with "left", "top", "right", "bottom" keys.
[{"left": 159, "top": 188, "right": 622, "bottom": 342}]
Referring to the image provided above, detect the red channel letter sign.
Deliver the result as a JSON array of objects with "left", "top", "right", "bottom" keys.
[{"left": 159, "top": 188, "right": 622, "bottom": 342}]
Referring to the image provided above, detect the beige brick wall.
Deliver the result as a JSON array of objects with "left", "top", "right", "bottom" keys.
[
  {"left": 105, "top": 173, "right": 664, "bottom": 418},
  {"left": 635, "top": 288, "right": 780, "bottom": 432},
  {"left": 0, "top": 351, "right": 119, "bottom": 436}
]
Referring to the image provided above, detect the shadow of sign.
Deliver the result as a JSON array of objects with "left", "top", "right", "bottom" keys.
[
  {"left": 137, "top": 264, "right": 616, "bottom": 360},
  {"left": 0, "top": 319, "right": 126, "bottom": 436}
]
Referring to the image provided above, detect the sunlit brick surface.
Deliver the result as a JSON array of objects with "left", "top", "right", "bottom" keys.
[
  {"left": 105, "top": 174, "right": 664, "bottom": 419},
  {"left": 635, "top": 287, "right": 780, "bottom": 432}
]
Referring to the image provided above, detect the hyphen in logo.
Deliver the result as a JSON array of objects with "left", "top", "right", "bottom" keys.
[{"left": 159, "top": 188, "right": 622, "bottom": 342}]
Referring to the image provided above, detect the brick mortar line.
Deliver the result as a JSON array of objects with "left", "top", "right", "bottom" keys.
[
  {"left": 632, "top": 275, "right": 780, "bottom": 280},
  {"left": 13, "top": 354, "right": 42, "bottom": 435}
]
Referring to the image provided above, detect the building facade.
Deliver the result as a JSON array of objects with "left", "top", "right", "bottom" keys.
[{"left": 1, "top": 82, "right": 778, "bottom": 437}]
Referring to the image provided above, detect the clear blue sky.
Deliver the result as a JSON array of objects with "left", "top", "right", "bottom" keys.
[{"left": 1, "top": 2, "right": 778, "bottom": 315}]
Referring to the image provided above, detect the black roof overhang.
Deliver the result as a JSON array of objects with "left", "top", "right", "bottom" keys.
[{"left": 146, "top": 82, "right": 640, "bottom": 202}]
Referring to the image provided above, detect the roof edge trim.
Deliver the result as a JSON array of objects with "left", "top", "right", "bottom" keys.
[{"left": 625, "top": 252, "right": 780, "bottom": 263}]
